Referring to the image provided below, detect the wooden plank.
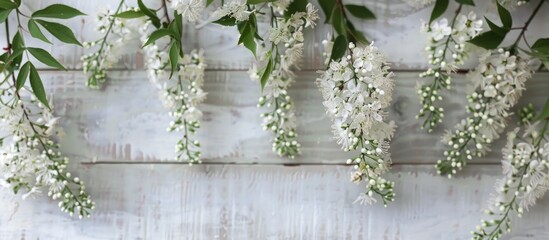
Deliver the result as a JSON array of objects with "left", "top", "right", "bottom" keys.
[
  {"left": 40, "top": 71, "right": 548, "bottom": 164},
  {"left": 1, "top": 164, "right": 548, "bottom": 239},
  {"left": 2, "top": 0, "right": 547, "bottom": 70}
]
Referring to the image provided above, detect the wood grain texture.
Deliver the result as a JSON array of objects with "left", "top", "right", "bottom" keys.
[
  {"left": 1, "top": 164, "right": 549, "bottom": 239},
  {"left": 2, "top": 0, "right": 548, "bottom": 70},
  {"left": 40, "top": 71, "right": 548, "bottom": 164}
]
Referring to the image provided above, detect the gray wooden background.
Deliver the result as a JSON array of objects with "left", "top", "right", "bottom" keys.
[{"left": 1, "top": 0, "right": 548, "bottom": 239}]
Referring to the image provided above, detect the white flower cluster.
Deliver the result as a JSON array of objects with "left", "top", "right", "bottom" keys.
[
  {"left": 0, "top": 78, "right": 94, "bottom": 218},
  {"left": 211, "top": 0, "right": 250, "bottom": 22},
  {"left": 403, "top": 0, "right": 435, "bottom": 9},
  {"left": 171, "top": 0, "right": 204, "bottom": 22},
  {"left": 417, "top": 12, "right": 483, "bottom": 131},
  {"left": 473, "top": 122, "right": 549, "bottom": 239},
  {"left": 82, "top": 7, "right": 139, "bottom": 88},
  {"left": 436, "top": 49, "right": 532, "bottom": 177},
  {"left": 317, "top": 42, "right": 397, "bottom": 206},
  {"left": 139, "top": 23, "right": 207, "bottom": 164},
  {"left": 248, "top": 4, "right": 318, "bottom": 158}
]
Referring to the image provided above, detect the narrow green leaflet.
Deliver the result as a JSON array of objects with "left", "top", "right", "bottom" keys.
[
  {"left": 237, "top": 20, "right": 257, "bottom": 56},
  {"left": 344, "top": 4, "right": 376, "bottom": 19},
  {"left": 347, "top": 21, "right": 368, "bottom": 44},
  {"left": 27, "top": 47, "right": 65, "bottom": 70},
  {"left": 318, "top": 0, "right": 336, "bottom": 23},
  {"left": 28, "top": 20, "right": 51, "bottom": 44},
  {"left": 485, "top": 18, "right": 508, "bottom": 36},
  {"left": 206, "top": 0, "right": 215, "bottom": 6},
  {"left": 28, "top": 63, "right": 50, "bottom": 109},
  {"left": 330, "top": 8, "right": 347, "bottom": 37},
  {"left": 330, "top": 35, "right": 348, "bottom": 61},
  {"left": 284, "top": 0, "right": 307, "bottom": 18},
  {"left": 143, "top": 29, "right": 174, "bottom": 47},
  {"left": 16, "top": 61, "right": 30, "bottom": 90},
  {"left": 11, "top": 32, "right": 24, "bottom": 67},
  {"left": 113, "top": 9, "right": 145, "bottom": 18},
  {"left": 468, "top": 31, "right": 504, "bottom": 49},
  {"left": 169, "top": 42, "right": 179, "bottom": 78},
  {"left": 137, "top": 0, "right": 160, "bottom": 27},
  {"left": 260, "top": 58, "right": 273, "bottom": 91},
  {"left": 32, "top": 4, "right": 85, "bottom": 19},
  {"left": 214, "top": 16, "right": 237, "bottom": 26},
  {"left": 532, "top": 38, "right": 549, "bottom": 69},
  {"left": 0, "top": 0, "right": 17, "bottom": 9},
  {"left": 0, "top": 9, "right": 11, "bottom": 23},
  {"left": 429, "top": 0, "right": 449, "bottom": 24},
  {"left": 496, "top": 2, "right": 512, "bottom": 29},
  {"left": 35, "top": 20, "right": 81, "bottom": 46}
]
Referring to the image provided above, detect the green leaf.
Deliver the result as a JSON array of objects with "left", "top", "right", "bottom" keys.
[
  {"left": 213, "top": 15, "right": 237, "bottom": 26},
  {"left": 16, "top": 61, "right": 30, "bottom": 90},
  {"left": 137, "top": 0, "right": 160, "bottom": 27},
  {"left": 237, "top": 20, "right": 257, "bottom": 56},
  {"left": 113, "top": 9, "right": 145, "bottom": 18},
  {"left": 284, "top": 0, "right": 307, "bottom": 18},
  {"left": 331, "top": 7, "right": 347, "bottom": 37},
  {"left": 347, "top": 21, "right": 369, "bottom": 44},
  {"left": 169, "top": 42, "right": 179, "bottom": 78},
  {"left": 5, "top": 48, "right": 23, "bottom": 65},
  {"left": 537, "top": 98, "right": 549, "bottom": 121},
  {"left": 496, "top": 1, "right": 512, "bottom": 28},
  {"left": 28, "top": 63, "right": 50, "bottom": 109},
  {"left": 455, "top": 0, "right": 475, "bottom": 6},
  {"left": 330, "top": 35, "right": 348, "bottom": 61},
  {"left": 468, "top": 31, "right": 504, "bottom": 49},
  {"left": 246, "top": 0, "right": 275, "bottom": 4},
  {"left": 10, "top": 32, "right": 24, "bottom": 68},
  {"left": 142, "top": 29, "right": 173, "bottom": 47},
  {"left": 27, "top": 47, "right": 65, "bottom": 70},
  {"left": 0, "top": 0, "right": 17, "bottom": 9},
  {"left": 206, "top": 0, "right": 215, "bottom": 7},
  {"left": 318, "top": 0, "right": 336, "bottom": 23},
  {"left": 429, "top": 0, "right": 449, "bottom": 24},
  {"left": 531, "top": 38, "right": 549, "bottom": 53},
  {"left": 0, "top": 8, "right": 11, "bottom": 23},
  {"left": 485, "top": 18, "right": 508, "bottom": 36},
  {"left": 28, "top": 20, "right": 51, "bottom": 44},
  {"left": 32, "top": 4, "right": 85, "bottom": 19},
  {"left": 35, "top": 20, "right": 81, "bottom": 46},
  {"left": 344, "top": 4, "right": 376, "bottom": 19},
  {"left": 260, "top": 58, "right": 273, "bottom": 91}
]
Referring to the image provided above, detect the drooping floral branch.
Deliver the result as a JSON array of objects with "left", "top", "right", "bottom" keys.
[
  {"left": 417, "top": 0, "right": 483, "bottom": 131},
  {"left": 472, "top": 99, "right": 549, "bottom": 239},
  {"left": 209, "top": 0, "right": 318, "bottom": 158},
  {"left": 436, "top": 0, "right": 546, "bottom": 178},
  {"left": 0, "top": 2, "right": 93, "bottom": 218},
  {"left": 317, "top": 0, "right": 397, "bottom": 206}
]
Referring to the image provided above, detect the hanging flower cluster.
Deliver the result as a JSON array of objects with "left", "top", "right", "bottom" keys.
[
  {"left": 436, "top": 49, "right": 532, "bottom": 177},
  {"left": 317, "top": 42, "right": 396, "bottom": 206},
  {"left": 417, "top": 10, "right": 483, "bottom": 131},
  {"left": 473, "top": 119, "right": 549, "bottom": 239},
  {"left": 82, "top": 4, "right": 139, "bottom": 88},
  {"left": 139, "top": 19, "right": 207, "bottom": 164},
  {"left": 0, "top": 74, "right": 94, "bottom": 218},
  {"left": 247, "top": 3, "right": 318, "bottom": 158}
]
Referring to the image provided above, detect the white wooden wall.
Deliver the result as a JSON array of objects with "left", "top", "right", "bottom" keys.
[{"left": 1, "top": 0, "right": 549, "bottom": 239}]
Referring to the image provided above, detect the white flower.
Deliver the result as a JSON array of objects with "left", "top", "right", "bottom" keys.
[
  {"left": 171, "top": 0, "right": 204, "bottom": 22},
  {"left": 304, "top": 3, "right": 319, "bottom": 28},
  {"left": 430, "top": 18, "right": 452, "bottom": 41},
  {"left": 212, "top": 0, "right": 249, "bottom": 22}
]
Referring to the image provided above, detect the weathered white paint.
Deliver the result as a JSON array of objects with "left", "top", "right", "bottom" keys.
[
  {"left": 40, "top": 71, "right": 548, "bottom": 164},
  {"left": 2, "top": 0, "right": 548, "bottom": 70},
  {"left": 1, "top": 0, "right": 548, "bottom": 238},
  {"left": 1, "top": 165, "right": 549, "bottom": 239}
]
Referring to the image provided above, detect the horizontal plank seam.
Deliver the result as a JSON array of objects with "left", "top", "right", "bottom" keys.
[
  {"left": 80, "top": 161, "right": 502, "bottom": 166},
  {"left": 34, "top": 68, "right": 549, "bottom": 73}
]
